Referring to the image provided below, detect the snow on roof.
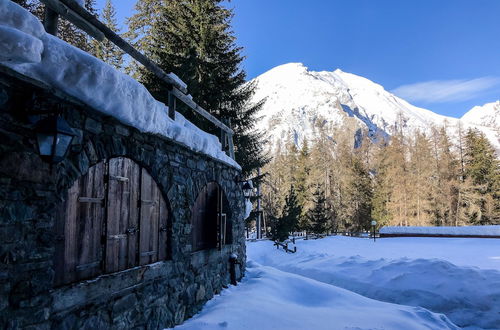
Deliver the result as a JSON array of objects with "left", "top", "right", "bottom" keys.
[
  {"left": 0, "top": 0, "right": 240, "bottom": 170},
  {"left": 379, "top": 225, "right": 500, "bottom": 236}
]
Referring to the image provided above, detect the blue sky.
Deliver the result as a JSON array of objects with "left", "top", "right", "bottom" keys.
[{"left": 96, "top": 0, "right": 500, "bottom": 118}]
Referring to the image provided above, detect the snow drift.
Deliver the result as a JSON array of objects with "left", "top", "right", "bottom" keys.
[
  {"left": 248, "top": 236, "right": 500, "bottom": 329},
  {"left": 170, "top": 260, "right": 458, "bottom": 330}
]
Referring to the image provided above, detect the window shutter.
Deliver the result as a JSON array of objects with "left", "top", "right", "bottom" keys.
[
  {"left": 105, "top": 157, "right": 140, "bottom": 273},
  {"left": 139, "top": 168, "right": 160, "bottom": 265}
]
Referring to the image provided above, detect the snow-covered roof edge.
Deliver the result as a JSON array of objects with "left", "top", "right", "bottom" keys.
[{"left": 0, "top": 0, "right": 241, "bottom": 170}]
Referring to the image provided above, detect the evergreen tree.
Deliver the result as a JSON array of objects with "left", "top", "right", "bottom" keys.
[
  {"left": 462, "top": 129, "right": 500, "bottom": 224},
  {"left": 308, "top": 186, "right": 330, "bottom": 235},
  {"left": 273, "top": 186, "right": 301, "bottom": 242},
  {"left": 429, "top": 126, "right": 459, "bottom": 226},
  {"left": 372, "top": 141, "right": 393, "bottom": 226},
  {"left": 91, "top": 0, "right": 123, "bottom": 69},
  {"left": 127, "top": 0, "right": 268, "bottom": 176},
  {"left": 15, "top": 0, "right": 97, "bottom": 52},
  {"left": 349, "top": 156, "right": 373, "bottom": 231},
  {"left": 408, "top": 131, "right": 434, "bottom": 226},
  {"left": 294, "top": 139, "right": 312, "bottom": 230}
]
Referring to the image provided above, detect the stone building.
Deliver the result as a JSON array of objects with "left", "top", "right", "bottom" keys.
[{"left": 0, "top": 63, "right": 246, "bottom": 329}]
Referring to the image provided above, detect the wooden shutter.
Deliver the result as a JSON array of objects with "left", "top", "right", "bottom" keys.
[
  {"left": 139, "top": 168, "right": 160, "bottom": 265},
  {"left": 192, "top": 183, "right": 219, "bottom": 251},
  {"left": 158, "top": 194, "right": 169, "bottom": 261},
  {"left": 54, "top": 161, "right": 106, "bottom": 286},
  {"left": 105, "top": 157, "right": 140, "bottom": 273},
  {"left": 54, "top": 179, "right": 79, "bottom": 286}
]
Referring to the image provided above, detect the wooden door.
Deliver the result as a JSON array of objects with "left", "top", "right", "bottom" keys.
[
  {"left": 192, "top": 183, "right": 219, "bottom": 251},
  {"left": 54, "top": 158, "right": 170, "bottom": 286},
  {"left": 54, "top": 162, "right": 106, "bottom": 286},
  {"left": 139, "top": 168, "right": 159, "bottom": 265},
  {"left": 105, "top": 157, "right": 141, "bottom": 273}
]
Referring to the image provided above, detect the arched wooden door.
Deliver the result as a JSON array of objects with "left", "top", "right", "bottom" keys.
[{"left": 54, "top": 157, "right": 169, "bottom": 286}]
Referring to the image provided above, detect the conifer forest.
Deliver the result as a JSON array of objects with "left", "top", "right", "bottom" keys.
[{"left": 262, "top": 120, "right": 500, "bottom": 240}]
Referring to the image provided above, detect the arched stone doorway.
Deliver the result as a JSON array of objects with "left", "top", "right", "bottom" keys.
[{"left": 53, "top": 157, "right": 170, "bottom": 286}]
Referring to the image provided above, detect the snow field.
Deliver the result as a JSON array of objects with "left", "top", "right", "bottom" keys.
[
  {"left": 172, "top": 236, "right": 500, "bottom": 329},
  {"left": 0, "top": 0, "right": 240, "bottom": 169},
  {"left": 248, "top": 236, "right": 500, "bottom": 329},
  {"left": 170, "top": 260, "right": 458, "bottom": 330}
]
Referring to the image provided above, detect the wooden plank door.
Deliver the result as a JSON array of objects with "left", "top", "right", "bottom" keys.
[
  {"left": 54, "top": 162, "right": 105, "bottom": 285},
  {"left": 158, "top": 194, "right": 169, "bottom": 261},
  {"left": 191, "top": 183, "right": 218, "bottom": 251},
  {"left": 139, "top": 168, "right": 160, "bottom": 265},
  {"left": 54, "top": 179, "right": 79, "bottom": 286},
  {"left": 192, "top": 185, "right": 207, "bottom": 251},
  {"left": 105, "top": 157, "right": 140, "bottom": 273},
  {"left": 74, "top": 161, "right": 106, "bottom": 281}
]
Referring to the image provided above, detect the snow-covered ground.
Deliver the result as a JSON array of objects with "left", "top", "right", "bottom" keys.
[{"left": 172, "top": 236, "right": 500, "bottom": 329}]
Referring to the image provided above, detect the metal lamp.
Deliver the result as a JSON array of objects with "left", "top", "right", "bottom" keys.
[
  {"left": 241, "top": 181, "right": 253, "bottom": 199},
  {"left": 35, "top": 116, "right": 77, "bottom": 163}
]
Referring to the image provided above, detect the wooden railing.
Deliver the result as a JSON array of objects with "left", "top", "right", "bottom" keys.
[
  {"left": 273, "top": 241, "right": 297, "bottom": 253},
  {"left": 39, "top": 0, "right": 235, "bottom": 159}
]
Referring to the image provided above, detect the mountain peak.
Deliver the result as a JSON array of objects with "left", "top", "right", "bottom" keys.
[
  {"left": 462, "top": 100, "right": 500, "bottom": 128},
  {"left": 249, "top": 63, "right": 500, "bottom": 152}
]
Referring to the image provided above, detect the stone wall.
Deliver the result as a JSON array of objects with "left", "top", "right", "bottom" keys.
[{"left": 0, "top": 66, "right": 246, "bottom": 329}]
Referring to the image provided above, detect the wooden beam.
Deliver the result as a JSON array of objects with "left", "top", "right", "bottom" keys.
[
  {"left": 43, "top": 7, "right": 59, "bottom": 36},
  {"left": 40, "top": 0, "right": 104, "bottom": 41},
  {"left": 227, "top": 133, "right": 235, "bottom": 159},
  {"left": 167, "top": 91, "right": 176, "bottom": 120},
  {"left": 170, "top": 87, "right": 233, "bottom": 135}
]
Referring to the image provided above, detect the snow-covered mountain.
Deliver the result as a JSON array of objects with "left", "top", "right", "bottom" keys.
[
  {"left": 251, "top": 63, "right": 499, "bottom": 151},
  {"left": 462, "top": 101, "right": 500, "bottom": 129}
]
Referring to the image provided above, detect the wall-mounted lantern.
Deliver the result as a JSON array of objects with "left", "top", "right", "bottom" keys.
[
  {"left": 34, "top": 116, "right": 77, "bottom": 163},
  {"left": 241, "top": 181, "right": 253, "bottom": 199}
]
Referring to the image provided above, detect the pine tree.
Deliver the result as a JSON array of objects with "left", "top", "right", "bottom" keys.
[
  {"left": 462, "top": 129, "right": 500, "bottom": 224},
  {"left": 372, "top": 141, "right": 393, "bottom": 226},
  {"left": 15, "top": 0, "right": 97, "bottom": 52},
  {"left": 408, "top": 131, "right": 434, "bottom": 226},
  {"left": 294, "top": 139, "right": 312, "bottom": 230},
  {"left": 349, "top": 156, "right": 373, "bottom": 231},
  {"left": 91, "top": 0, "right": 123, "bottom": 69},
  {"left": 308, "top": 186, "right": 330, "bottom": 235},
  {"left": 273, "top": 186, "right": 301, "bottom": 242},
  {"left": 127, "top": 0, "right": 268, "bottom": 176},
  {"left": 429, "top": 126, "right": 460, "bottom": 226}
]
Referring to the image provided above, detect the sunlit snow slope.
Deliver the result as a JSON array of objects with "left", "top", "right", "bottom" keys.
[
  {"left": 462, "top": 100, "right": 500, "bottom": 129},
  {"left": 251, "top": 63, "right": 499, "bottom": 151}
]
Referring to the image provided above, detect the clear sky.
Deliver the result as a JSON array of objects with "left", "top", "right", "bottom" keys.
[{"left": 96, "top": 0, "right": 500, "bottom": 118}]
